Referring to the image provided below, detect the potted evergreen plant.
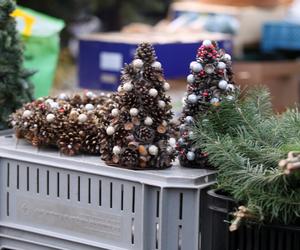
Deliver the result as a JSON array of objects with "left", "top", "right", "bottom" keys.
[{"left": 194, "top": 88, "right": 300, "bottom": 250}]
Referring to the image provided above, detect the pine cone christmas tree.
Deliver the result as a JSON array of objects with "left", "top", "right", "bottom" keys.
[
  {"left": 177, "top": 40, "right": 236, "bottom": 168},
  {"left": 100, "top": 42, "right": 176, "bottom": 170},
  {"left": 11, "top": 92, "right": 109, "bottom": 156}
]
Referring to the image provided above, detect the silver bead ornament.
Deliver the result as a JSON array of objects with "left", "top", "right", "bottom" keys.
[
  {"left": 113, "top": 146, "right": 121, "bottom": 155},
  {"left": 210, "top": 97, "right": 220, "bottom": 104},
  {"left": 185, "top": 116, "right": 194, "bottom": 124},
  {"left": 190, "top": 61, "right": 203, "bottom": 73},
  {"left": 111, "top": 108, "right": 119, "bottom": 117},
  {"left": 86, "top": 91, "right": 95, "bottom": 98},
  {"left": 132, "top": 59, "right": 144, "bottom": 69},
  {"left": 149, "top": 145, "right": 159, "bottom": 156},
  {"left": 187, "top": 74, "right": 195, "bottom": 84},
  {"left": 46, "top": 113, "right": 55, "bottom": 122},
  {"left": 45, "top": 98, "right": 54, "bottom": 104},
  {"left": 106, "top": 126, "right": 115, "bottom": 135},
  {"left": 158, "top": 100, "right": 166, "bottom": 108},
  {"left": 129, "top": 108, "right": 139, "bottom": 116},
  {"left": 58, "top": 93, "right": 68, "bottom": 100},
  {"left": 223, "top": 53, "right": 232, "bottom": 61},
  {"left": 149, "top": 88, "right": 158, "bottom": 97},
  {"left": 163, "top": 82, "right": 170, "bottom": 91},
  {"left": 187, "top": 151, "right": 196, "bottom": 161},
  {"left": 22, "top": 110, "right": 32, "bottom": 118},
  {"left": 168, "top": 137, "right": 177, "bottom": 148},
  {"left": 144, "top": 117, "right": 153, "bottom": 126},
  {"left": 50, "top": 102, "right": 59, "bottom": 109},
  {"left": 85, "top": 103, "right": 94, "bottom": 111},
  {"left": 123, "top": 82, "right": 133, "bottom": 92},
  {"left": 218, "top": 80, "right": 228, "bottom": 90},
  {"left": 151, "top": 61, "right": 162, "bottom": 70},
  {"left": 217, "top": 62, "right": 227, "bottom": 70},
  {"left": 188, "top": 94, "right": 198, "bottom": 104},
  {"left": 202, "top": 39, "right": 212, "bottom": 47},
  {"left": 78, "top": 114, "right": 88, "bottom": 123}
]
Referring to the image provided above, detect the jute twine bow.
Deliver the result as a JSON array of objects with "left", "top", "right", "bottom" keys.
[{"left": 279, "top": 151, "right": 300, "bottom": 175}]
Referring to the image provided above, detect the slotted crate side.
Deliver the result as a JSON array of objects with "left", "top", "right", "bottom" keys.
[
  {"left": 0, "top": 158, "right": 145, "bottom": 250},
  {"left": 0, "top": 157, "right": 214, "bottom": 250}
]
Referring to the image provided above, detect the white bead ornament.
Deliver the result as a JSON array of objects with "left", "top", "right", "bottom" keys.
[
  {"left": 46, "top": 114, "right": 55, "bottom": 122},
  {"left": 86, "top": 91, "right": 95, "bottom": 98},
  {"left": 163, "top": 82, "right": 170, "bottom": 91},
  {"left": 106, "top": 126, "right": 115, "bottom": 135},
  {"left": 144, "top": 117, "right": 153, "bottom": 126},
  {"left": 58, "top": 93, "right": 67, "bottom": 100},
  {"left": 123, "top": 82, "right": 133, "bottom": 92},
  {"left": 162, "top": 120, "right": 168, "bottom": 126},
  {"left": 210, "top": 97, "right": 220, "bottom": 104},
  {"left": 151, "top": 61, "right": 162, "bottom": 70},
  {"left": 185, "top": 116, "right": 194, "bottom": 124},
  {"left": 223, "top": 54, "right": 232, "bottom": 61},
  {"left": 187, "top": 74, "right": 195, "bottom": 84},
  {"left": 203, "top": 40, "right": 212, "bottom": 47},
  {"left": 45, "top": 98, "right": 54, "bottom": 104},
  {"left": 111, "top": 108, "right": 119, "bottom": 117},
  {"left": 218, "top": 80, "right": 228, "bottom": 90},
  {"left": 50, "top": 102, "right": 59, "bottom": 109},
  {"left": 190, "top": 61, "right": 203, "bottom": 73},
  {"left": 129, "top": 108, "right": 139, "bottom": 116},
  {"left": 117, "top": 85, "right": 123, "bottom": 92},
  {"left": 149, "top": 145, "right": 158, "bottom": 156},
  {"left": 85, "top": 103, "right": 94, "bottom": 111},
  {"left": 22, "top": 110, "right": 32, "bottom": 118},
  {"left": 78, "top": 114, "right": 88, "bottom": 123},
  {"left": 149, "top": 88, "right": 158, "bottom": 97},
  {"left": 187, "top": 151, "right": 196, "bottom": 161},
  {"left": 168, "top": 137, "right": 177, "bottom": 148},
  {"left": 133, "top": 59, "right": 144, "bottom": 69},
  {"left": 188, "top": 94, "right": 198, "bottom": 104},
  {"left": 113, "top": 146, "right": 121, "bottom": 155},
  {"left": 158, "top": 100, "right": 166, "bottom": 108},
  {"left": 226, "top": 84, "right": 235, "bottom": 91},
  {"left": 217, "top": 62, "right": 226, "bottom": 70}
]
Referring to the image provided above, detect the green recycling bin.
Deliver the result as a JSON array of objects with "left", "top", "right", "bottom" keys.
[{"left": 14, "top": 7, "right": 65, "bottom": 98}]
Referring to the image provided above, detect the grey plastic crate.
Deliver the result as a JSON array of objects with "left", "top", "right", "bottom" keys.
[
  {"left": 0, "top": 130, "right": 13, "bottom": 136},
  {"left": 0, "top": 135, "right": 216, "bottom": 250}
]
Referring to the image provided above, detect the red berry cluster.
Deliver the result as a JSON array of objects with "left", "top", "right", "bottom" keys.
[{"left": 197, "top": 44, "right": 218, "bottom": 60}]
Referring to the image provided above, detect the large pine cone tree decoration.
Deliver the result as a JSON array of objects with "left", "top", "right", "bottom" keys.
[
  {"left": 177, "top": 40, "right": 237, "bottom": 168},
  {"left": 100, "top": 42, "right": 176, "bottom": 170},
  {"left": 11, "top": 92, "right": 109, "bottom": 156}
]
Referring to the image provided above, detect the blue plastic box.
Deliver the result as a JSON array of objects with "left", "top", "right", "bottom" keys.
[
  {"left": 78, "top": 33, "right": 233, "bottom": 91},
  {"left": 262, "top": 21, "right": 300, "bottom": 53}
]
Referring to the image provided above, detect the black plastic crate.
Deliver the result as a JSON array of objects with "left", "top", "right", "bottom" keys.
[{"left": 201, "top": 189, "right": 300, "bottom": 250}]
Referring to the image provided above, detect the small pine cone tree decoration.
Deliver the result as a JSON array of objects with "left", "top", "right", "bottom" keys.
[
  {"left": 100, "top": 42, "right": 176, "bottom": 170},
  {"left": 177, "top": 40, "right": 237, "bottom": 168},
  {"left": 11, "top": 92, "right": 109, "bottom": 156}
]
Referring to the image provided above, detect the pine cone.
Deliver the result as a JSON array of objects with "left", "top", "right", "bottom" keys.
[
  {"left": 134, "top": 126, "right": 155, "bottom": 143},
  {"left": 120, "top": 148, "right": 139, "bottom": 168},
  {"left": 134, "top": 42, "right": 157, "bottom": 64}
]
